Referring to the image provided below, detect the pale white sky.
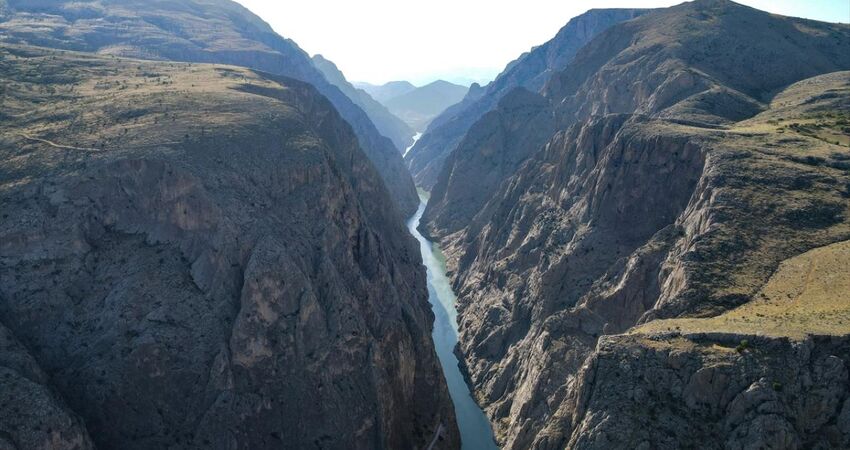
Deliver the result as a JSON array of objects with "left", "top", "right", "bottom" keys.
[{"left": 234, "top": 0, "right": 850, "bottom": 85}]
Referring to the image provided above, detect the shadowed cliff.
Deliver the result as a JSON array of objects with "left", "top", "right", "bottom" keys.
[{"left": 0, "top": 44, "right": 459, "bottom": 449}]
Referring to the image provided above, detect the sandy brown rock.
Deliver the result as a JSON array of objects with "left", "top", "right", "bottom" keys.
[{"left": 545, "top": 0, "right": 850, "bottom": 127}]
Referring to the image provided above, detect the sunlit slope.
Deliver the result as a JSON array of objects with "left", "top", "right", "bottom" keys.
[{"left": 0, "top": 0, "right": 420, "bottom": 215}]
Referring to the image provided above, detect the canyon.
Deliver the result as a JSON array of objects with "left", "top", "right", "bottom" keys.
[
  {"left": 418, "top": 1, "right": 850, "bottom": 448},
  {"left": 1, "top": 0, "right": 850, "bottom": 449}
]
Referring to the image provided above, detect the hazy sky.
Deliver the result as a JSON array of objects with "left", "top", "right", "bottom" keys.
[{"left": 234, "top": 0, "right": 850, "bottom": 85}]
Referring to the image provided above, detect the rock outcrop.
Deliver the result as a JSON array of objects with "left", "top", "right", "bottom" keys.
[
  {"left": 421, "top": 1, "right": 850, "bottom": 447},
  {"left": 0, "top": 0, "right": 420, "bottom": 216},
  {"left": 558, "top": 333, "right": 850, "bottom": 449},
  {"left": 0, "top": 44, "right": 458, "bottom": 449},
  {"left": 404, "top": 8, "right": 647, "bottom": 190}
]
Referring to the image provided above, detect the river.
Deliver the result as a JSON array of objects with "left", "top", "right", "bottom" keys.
[
  {"left": 407, "top": 194, "right": 498, "bottom": 450},
  {"left": 403, "top": 132, "right": 422, "bottom": 158}
]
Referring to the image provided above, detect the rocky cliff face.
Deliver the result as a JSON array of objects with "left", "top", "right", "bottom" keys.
[
  {"left": 421, "top": 88, "right": 555, "bottom": 239},
  {"left": 404, "top": 8, "right": 647, "bottom": 190},
  {"left": 312, "top": 54, "right": 415, "bottom": 152},
  {"left": 0, "top": 0, "right": 420, "bottom": 216},
  {"left": 0, "top": 45, "right": 458, "bottom": 449},
  {"left": 545, "top": 0, "right": 850, "bottom": 128},
  {"left": 490, "top": 8, "right": 649, "bottom": 96},
  {"left": 549, "top": 234, "right": 850, "bottom": 449},
  {"left": 556, "top": 333, "right": 850, "bottom": 449},
  {"left": 421, "top": 1, "right": 850, "bottom": 447}
]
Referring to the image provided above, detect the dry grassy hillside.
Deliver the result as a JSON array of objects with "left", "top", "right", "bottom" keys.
[
  {"left": 638, "top": 71, "right": 850, "bottom": 339},
  {"left": 0, "top": 0, "right": 421, "bottom": 215}
]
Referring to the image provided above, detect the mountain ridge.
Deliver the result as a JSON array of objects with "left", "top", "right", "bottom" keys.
[
  {"left": 357, "top": 80, "right": 418, "bottom": 103},
  {"left": 419, "top": 0, "right": 850, "bottom": 447},
  {"left": 312, "top": 54, "right": 415, "bottom": 151},
  {"left": 381, "top": 79, "right": 469, "bottom": 131},
  {"left": 404, "top": 7, "right": 649, "bottom": 190},
  {"left": 0, "top": 0, "right": 421, "bottom": 216}
]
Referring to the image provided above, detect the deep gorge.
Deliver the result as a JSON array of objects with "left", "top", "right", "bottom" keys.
[
  {"left": 408, "top": 195, "right": 498, "bottom": 449},
  {"left": 1, "top": 0, "right": 850, "bottom": 449}
]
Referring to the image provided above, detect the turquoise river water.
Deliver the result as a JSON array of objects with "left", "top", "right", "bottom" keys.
[{"left": 407, "top": 195, "right": 498, "bottom": 450}]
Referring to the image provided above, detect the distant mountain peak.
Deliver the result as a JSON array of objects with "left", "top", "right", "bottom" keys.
[
  {"left": 405, "top": 7, "right": 648, "bottom": 189},
  {"left": 311, "top": 53, "right": 333, "bottom": 65},
  {"left": 382, "top": 80, "right": 469, "bottom": 131},
  {"left": 426, "top": 79, "right": 461, "bottom": 87},
  {"left": 311, "top": 54, "right": 416, "bottom": 152}
]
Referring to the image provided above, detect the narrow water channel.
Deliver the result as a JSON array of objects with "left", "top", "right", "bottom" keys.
[
  {"left": 403, "top": 132, "right": 422, "bottom": 158},
  {"left": 407, "top": 194, "right": 498, "bottom": 450}
]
